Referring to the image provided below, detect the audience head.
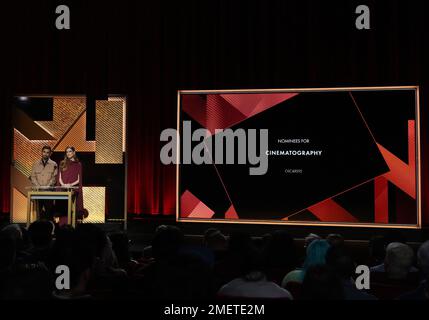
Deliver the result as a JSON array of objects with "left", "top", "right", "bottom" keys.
[
  {"left": 327, "top": 233, "right": 344, "bottom": 248},
  {"left": 304, "top": 233, "right": 321, "bottom": 249},
  {"left": 54, "top": 225, "right": 75, "bottom": 245},
  {"left": 74, "top": 223, "right": 107, "bottom": 258},
  {"left": 301, "top": 265, "right": 344, "bottom": 300},
  {"left": 48, "top": 225, "right": 75, "bottom": 269},
  {"left": 28, "top": 220, "right": 54, "bottom": 248},
  {"left": 154, "top": 252, "right": 213, "bottom": 299},
  {"left": 240, "top": 249, "right": 266, "bottom": 280},
  {"left": 384, "top": 242, "right": 414, "bottom": 279},
  {"left": 417, "top": 240, "right": 429, "bottom": 279},
  {"left": 326, "top": 246, "right": 355, "bottom": 280},
  {"left": 264, "top": 230, "right": 298, "bottom": 270},
  {"left": 48, "top": 225, "right": 96, "bottom": 297},
  {"left": 109, "top": 232, "right": 131, "bottom": 266},
  {"left": 203, "top": 228, "right": 227, "bottom": 252},
  {"left": 1, "top": 224, "right": 23, "bottom": 243},
  {"left": 152, "top": 225, "right": 184, "bottom": 260},
  {"left": 303, "top": 239, "right": 330, "bottom": 271},
  {"left": 66, "top": 232, "right": 96, "bottom": 293}
]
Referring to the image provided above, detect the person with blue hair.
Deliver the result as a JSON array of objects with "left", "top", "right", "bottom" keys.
[{"left": 281, "top": 239, "right": 331, "bottom": 287}]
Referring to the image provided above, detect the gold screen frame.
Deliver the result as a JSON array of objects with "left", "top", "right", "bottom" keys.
[{"left": 176, "top": 86, "right": 421, "bottom": 229}]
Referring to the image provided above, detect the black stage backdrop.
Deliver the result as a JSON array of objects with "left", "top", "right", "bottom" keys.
[{"left": 0, "top": 0, "right": 428, "bottom": 225}]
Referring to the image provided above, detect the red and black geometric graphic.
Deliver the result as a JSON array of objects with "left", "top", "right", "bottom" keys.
[{"left": 178, "top": 87, "right": 420, "bottom": 228}]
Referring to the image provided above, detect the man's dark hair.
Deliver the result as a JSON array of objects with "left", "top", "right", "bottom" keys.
[
  {"left": 152, "top": 225, "right": 184, "bottom": 260},
  {"left": 28, "top": 220, "right": 54, "bottom": 247},
  {"left": 263, "top": 230, "right": 298, "bottom": 271},
  {"left": 203, "top": 228, "right": 226, "bottom": 249},
  {"left": 42, "top": 145, "right": 52, "bottom": 152}
]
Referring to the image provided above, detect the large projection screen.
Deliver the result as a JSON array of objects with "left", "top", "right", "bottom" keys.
[{"left": 177, "top": 87, "right": 421, "bottom": 229}]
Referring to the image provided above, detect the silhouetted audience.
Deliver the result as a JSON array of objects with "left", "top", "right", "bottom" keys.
[
  {"left": 213, "top": 231, "right": 255, "bottom": 290},
  {"left": 136, "top": 225, "right": 214, "bottom": 299},
  {"left": 24, "top": 220, "right": 55, "bottom": 264},
  {"left": 326, "top": 246, "right": 377, "bottom": 300},
  {"left": 109, "top": 231, "right": 140, "bottom": 276},
  {"left": 151, "top": 225, "right": 184, "bottom": 261},
  {"left": 0, "top": 223, "right": 52, "bottom": 299},
  {"left": 369, "top": 242, "right": 420, "bottom": 299},
  {"left": 0, "top": 233, "right": 17, "bottom": 299},
  {"left": 301, "top": 265, "right": 344, "bottom": 300},
  {"left": 370, "top": 242, "right": 418, "bottom": 277},
  {"left": 203, "top": 228, "right": 227, "bottom": 256},
  {"left": 263, "top": 230, "right": 298, "bottom": 284},
  {"left": 52, "top": 229, "right": 94, "bottom": 300},
  {"left": 399, "top": 240, "right": 429, "bottom": 300},
  {"left": 0, "top": 221, "right": 427, "bottom": 301}
]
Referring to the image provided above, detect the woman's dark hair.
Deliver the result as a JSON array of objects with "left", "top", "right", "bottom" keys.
[
  {"left": 263, "top": 230, "right": 298, "bottom": 272},
  {"left": 60, "top": 146, "right": 79, "bottom": 171},
  {"left": 326, "top": 246, "right": 355, "bottom": 280},
  {"left": 301, "top": 265, "right": 344, "bottom": 300}
]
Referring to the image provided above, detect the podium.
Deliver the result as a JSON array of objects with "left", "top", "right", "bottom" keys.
[{"left": 26, "top": 186, "right": 78, "bottom": 228}]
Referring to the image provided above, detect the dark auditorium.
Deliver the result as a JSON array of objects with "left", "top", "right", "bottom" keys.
[{"left": 0, "top": 0, "right": 428, "bottom": 313}]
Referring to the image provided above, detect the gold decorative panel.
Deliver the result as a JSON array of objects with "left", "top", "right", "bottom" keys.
[
  {"left": 82, "top": 187, "right": 106, "bottom": 223},
  {"left": 55, "top": 111, "right": 96, "bottom": 152},
  {"left": 108, "top": 97, "right": 127, "bottom": 152},
  {"left": 13, "top": 129, "right": 55, "bottom": 178},
  {"left": 36, "top": 97, "right": 86, "bottom": 140},
  {"left": 11, "top": 166, "right": 31, "bottom": 196},
  {"left": 12, "top": 188, "right": 27, "bottom": 223},
  {"left": 95, "top": 100, "right": 124, "bottom": 164}
]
